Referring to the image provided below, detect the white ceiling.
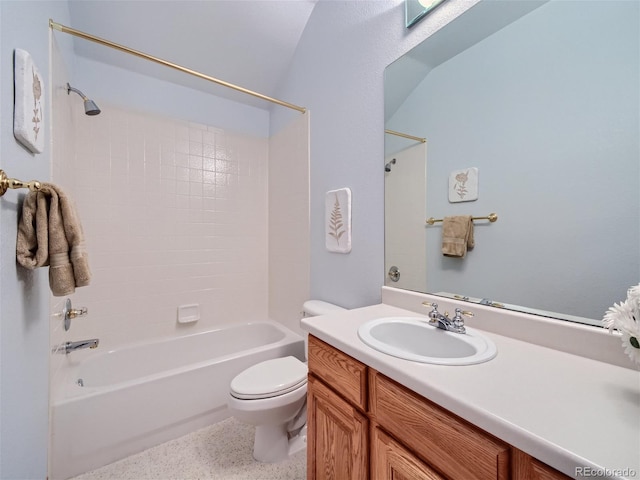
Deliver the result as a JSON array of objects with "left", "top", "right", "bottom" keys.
[{"left": 67, "top": 0, "right": 318, "bottom": 110}]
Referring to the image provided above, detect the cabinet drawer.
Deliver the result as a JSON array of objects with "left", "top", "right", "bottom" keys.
[
  {"left": 532, "top": 459, "right": 573, "bottom": 480},
  {"left": 512, "top": 448, "right": 572, "bottom": 480},
  {"left": 370, "top": 370, "right": 510, "bottom": 480},
  {"left": 371, "top": 426, "right": 446, "bottom": 480},
  {"left": 308, "top": 335, "right": 367, "bottom": 410}
]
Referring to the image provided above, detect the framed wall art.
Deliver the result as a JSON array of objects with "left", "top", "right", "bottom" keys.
[{"left": 14, "top": 48, "right": 45, "bottom": 154}]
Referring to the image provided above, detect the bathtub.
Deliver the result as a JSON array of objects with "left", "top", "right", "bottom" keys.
[{"left": 50, "top": 320, "right": 305, "bottom": 480}]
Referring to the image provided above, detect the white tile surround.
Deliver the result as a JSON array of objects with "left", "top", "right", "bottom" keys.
[
  {"left": 268, "top": 113, "right": 310, "bottom": 335},
  {"left": 52, "top": 104, "right": 269, "bottom": 348},
  {"left": 50, "top": 97, "right": 310, "bottom": 377}
]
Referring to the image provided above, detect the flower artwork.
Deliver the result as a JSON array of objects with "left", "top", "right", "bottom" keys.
[
  {"left": 603, "top": 284, "right": 640, "bottom": 365},
  {"left": 325, "top": 188, "right": 352, "bottom": 253},
  {"left": 449, "top": 167, "right": 478, "bottom": 203},
  {"left": 14, "top": 49, "right": 45, "bottom": 154}
]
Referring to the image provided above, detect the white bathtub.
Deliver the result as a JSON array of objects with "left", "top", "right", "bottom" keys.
[{"left": 50, "top": 321, "right": 305, "bottom": 480}]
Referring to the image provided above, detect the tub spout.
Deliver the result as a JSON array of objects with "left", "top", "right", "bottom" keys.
[{"left": 63, "top": 339, "right": 99, "bottom": 354}]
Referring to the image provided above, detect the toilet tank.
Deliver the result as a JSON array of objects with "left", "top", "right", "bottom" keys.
[
  {"left": 302, "top": 300, "right": 346, "bottom": 317},
  {"left": 301, "top": 300, "right": 346, "bottom": 360}
]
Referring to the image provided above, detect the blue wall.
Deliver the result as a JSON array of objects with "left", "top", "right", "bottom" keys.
[
  {"left": 272, "top": 0, "right": 476, "bottom": 308},
  {"left": 74, "top": 56, "right": 270, "bottom": 138},
  {"left": 0, "top": 2, "right": 72, "bottom": 478}
]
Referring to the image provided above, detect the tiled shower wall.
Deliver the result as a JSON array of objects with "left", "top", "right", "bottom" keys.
[
  {"left": 268, "top": 112, "right": 310, "bottom": 335},
  {"left": 52, "top": 104, "right": 270, "bottom": 354}
]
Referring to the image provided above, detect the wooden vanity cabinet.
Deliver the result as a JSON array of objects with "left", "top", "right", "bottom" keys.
[
  {"left": 307, "top": 335, "right": 571, "bottom": 480},
  {"left": 370, "top": 370, "right": 510, "bottom": 480},
  {"left": 307, "top": 335, "right": 369, "bottom": 480}
]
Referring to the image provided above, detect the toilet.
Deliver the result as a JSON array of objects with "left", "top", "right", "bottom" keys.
[{"left": 227, "top": 300, "right": 346, "bottom": 463}]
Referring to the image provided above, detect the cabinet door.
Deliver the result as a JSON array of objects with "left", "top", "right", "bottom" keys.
[
  {"left": 372, "top": 426, "right": 447, "bottom": 480},
  {"left": 307, "top": 374, "right": 368, "bottom": 480}
]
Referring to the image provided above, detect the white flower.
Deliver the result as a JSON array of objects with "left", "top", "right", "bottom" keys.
[
  {"left": 603, "top": 288, "right": 640, "bottom": 365},
  {"left": 626, "top": 283, "right": 640, "bottom": 315},
  {"left": 620, "top": 331, "right": 640, "bottom": 365},
  {"left": 603, "top": 300, "right": 637, "bottom": 333}
]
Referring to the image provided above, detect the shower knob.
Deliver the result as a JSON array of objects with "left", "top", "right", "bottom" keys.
[{"left": 63, "top": 298, "right": 88, "bottom": 331}]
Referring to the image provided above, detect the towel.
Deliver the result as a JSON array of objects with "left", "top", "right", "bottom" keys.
[
  {"left": 441, "top": 215, "right": 474, "bottom": 258},
  {"left": 16, "top": 183, "right": 91, "bottom": 296}
]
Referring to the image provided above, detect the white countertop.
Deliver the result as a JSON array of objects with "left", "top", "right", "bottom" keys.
[{"left": 301, "top": 301, "right": 640, "bottom": 480}]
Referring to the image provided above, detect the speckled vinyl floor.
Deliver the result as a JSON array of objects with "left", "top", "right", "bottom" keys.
[{"left": 70, "top": 417, "right": 306, "bottom": 480}]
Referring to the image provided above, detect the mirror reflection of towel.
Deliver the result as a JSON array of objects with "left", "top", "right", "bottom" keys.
[{"left": 442, "top": 215, "right": 474, "bottom": 258}]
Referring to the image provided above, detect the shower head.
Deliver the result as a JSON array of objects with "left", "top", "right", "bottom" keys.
[
  {"left": 385, "top": 158, "right": 396, "bottom": 172},
  {"left": 67, "top": 83, "right": 101, "bottom": 116}
]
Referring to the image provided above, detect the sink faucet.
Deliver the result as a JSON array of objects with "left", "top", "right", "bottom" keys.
[
  {"left": 421, "top": 302, "right": 473, "bottom": 334},
  {"left": 479, "top": 298, "right": 505, "bottom": 308},
  {"left": 63, "top": 339, "right": 99, "bottom": 354}
]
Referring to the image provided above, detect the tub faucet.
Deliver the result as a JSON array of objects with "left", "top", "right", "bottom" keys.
[{"left": 64, "top": 338, "right": 99, "bottom": 354}]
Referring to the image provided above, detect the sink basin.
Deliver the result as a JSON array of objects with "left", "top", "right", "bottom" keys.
[{"left": 357, "top": 317, "right": 497, "bottom": 365}]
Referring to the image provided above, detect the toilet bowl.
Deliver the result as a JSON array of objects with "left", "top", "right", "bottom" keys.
[
  {"left": 227, "top": 300, "right": 346, "bottom": 463},
  {"left": 228, "top": 356, "right": 308, "bottom": 462}
]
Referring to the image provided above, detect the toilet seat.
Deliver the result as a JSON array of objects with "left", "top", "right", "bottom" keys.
[{"left": 230, "top": 356, "right": 307, "bottom": 400}]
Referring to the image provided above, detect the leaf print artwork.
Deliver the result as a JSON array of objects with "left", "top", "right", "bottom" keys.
[
  {"left": 325, "top": 187, "right": 351, "bottom": 253},
  {"left": 32, "top": 67, "right": 42, "bottom": 140},
  {"left": 328, "top": 194, "right": 345, "bottom": 245}
]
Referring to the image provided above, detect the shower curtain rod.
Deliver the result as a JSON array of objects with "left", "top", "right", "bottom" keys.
[
  {"left": 49, "top": 19, "right": 307, "bottom": 114},
  {"left": 385, "top": 129, "right": 426, "bottom": 143}
]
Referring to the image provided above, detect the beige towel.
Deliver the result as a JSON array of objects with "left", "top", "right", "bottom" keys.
[
  {"left": 16, "top": 183, "right": 91, "bottom": 296},
  {"left": 442, "top": 215, "right": 474, "bottom": 258}
]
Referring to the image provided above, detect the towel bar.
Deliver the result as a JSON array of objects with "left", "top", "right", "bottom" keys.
[
  {"left": 0, "top": 169, "right": 41, "bottom": 197},
  {"left": 426, "top": 213, "right": 498, "bottom": 225}
]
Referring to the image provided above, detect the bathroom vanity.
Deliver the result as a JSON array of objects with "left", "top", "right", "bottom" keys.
[
  {"left": 302, "top": 288, "right": 640, "bottom": 480},
  {"left": 308, "top": 335, "right": 568, "bottom": 480}
]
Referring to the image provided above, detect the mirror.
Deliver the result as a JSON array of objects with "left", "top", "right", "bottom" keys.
[{"left": 384, "top": 0, "right": 639, "bottom": 327}]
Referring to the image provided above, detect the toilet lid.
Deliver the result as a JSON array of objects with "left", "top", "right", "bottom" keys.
[{"left": 230, "top": 356, "right": 308, "bottom": 400}]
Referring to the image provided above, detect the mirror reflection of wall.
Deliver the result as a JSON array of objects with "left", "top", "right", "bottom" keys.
[{"left": 385, "top": 0, "right": 639, "bottom": 326}]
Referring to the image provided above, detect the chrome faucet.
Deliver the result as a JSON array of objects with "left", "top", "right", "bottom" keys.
[
  {"left": 421, "top": 302, "right": 473, "bottom": 334},
  {"left": 480, "top": 298, "right": 505, "bottom": 308},
  {"left": 63, "top": 339, "right": 99, "bottom": 354}
]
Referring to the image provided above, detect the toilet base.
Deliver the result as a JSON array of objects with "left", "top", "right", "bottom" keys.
[
  {"left": 252, "top": 424, "right": 307, "bottom": 463},
  {"left": 288, "top": 425, "right": 307, "bottom": 457}
]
